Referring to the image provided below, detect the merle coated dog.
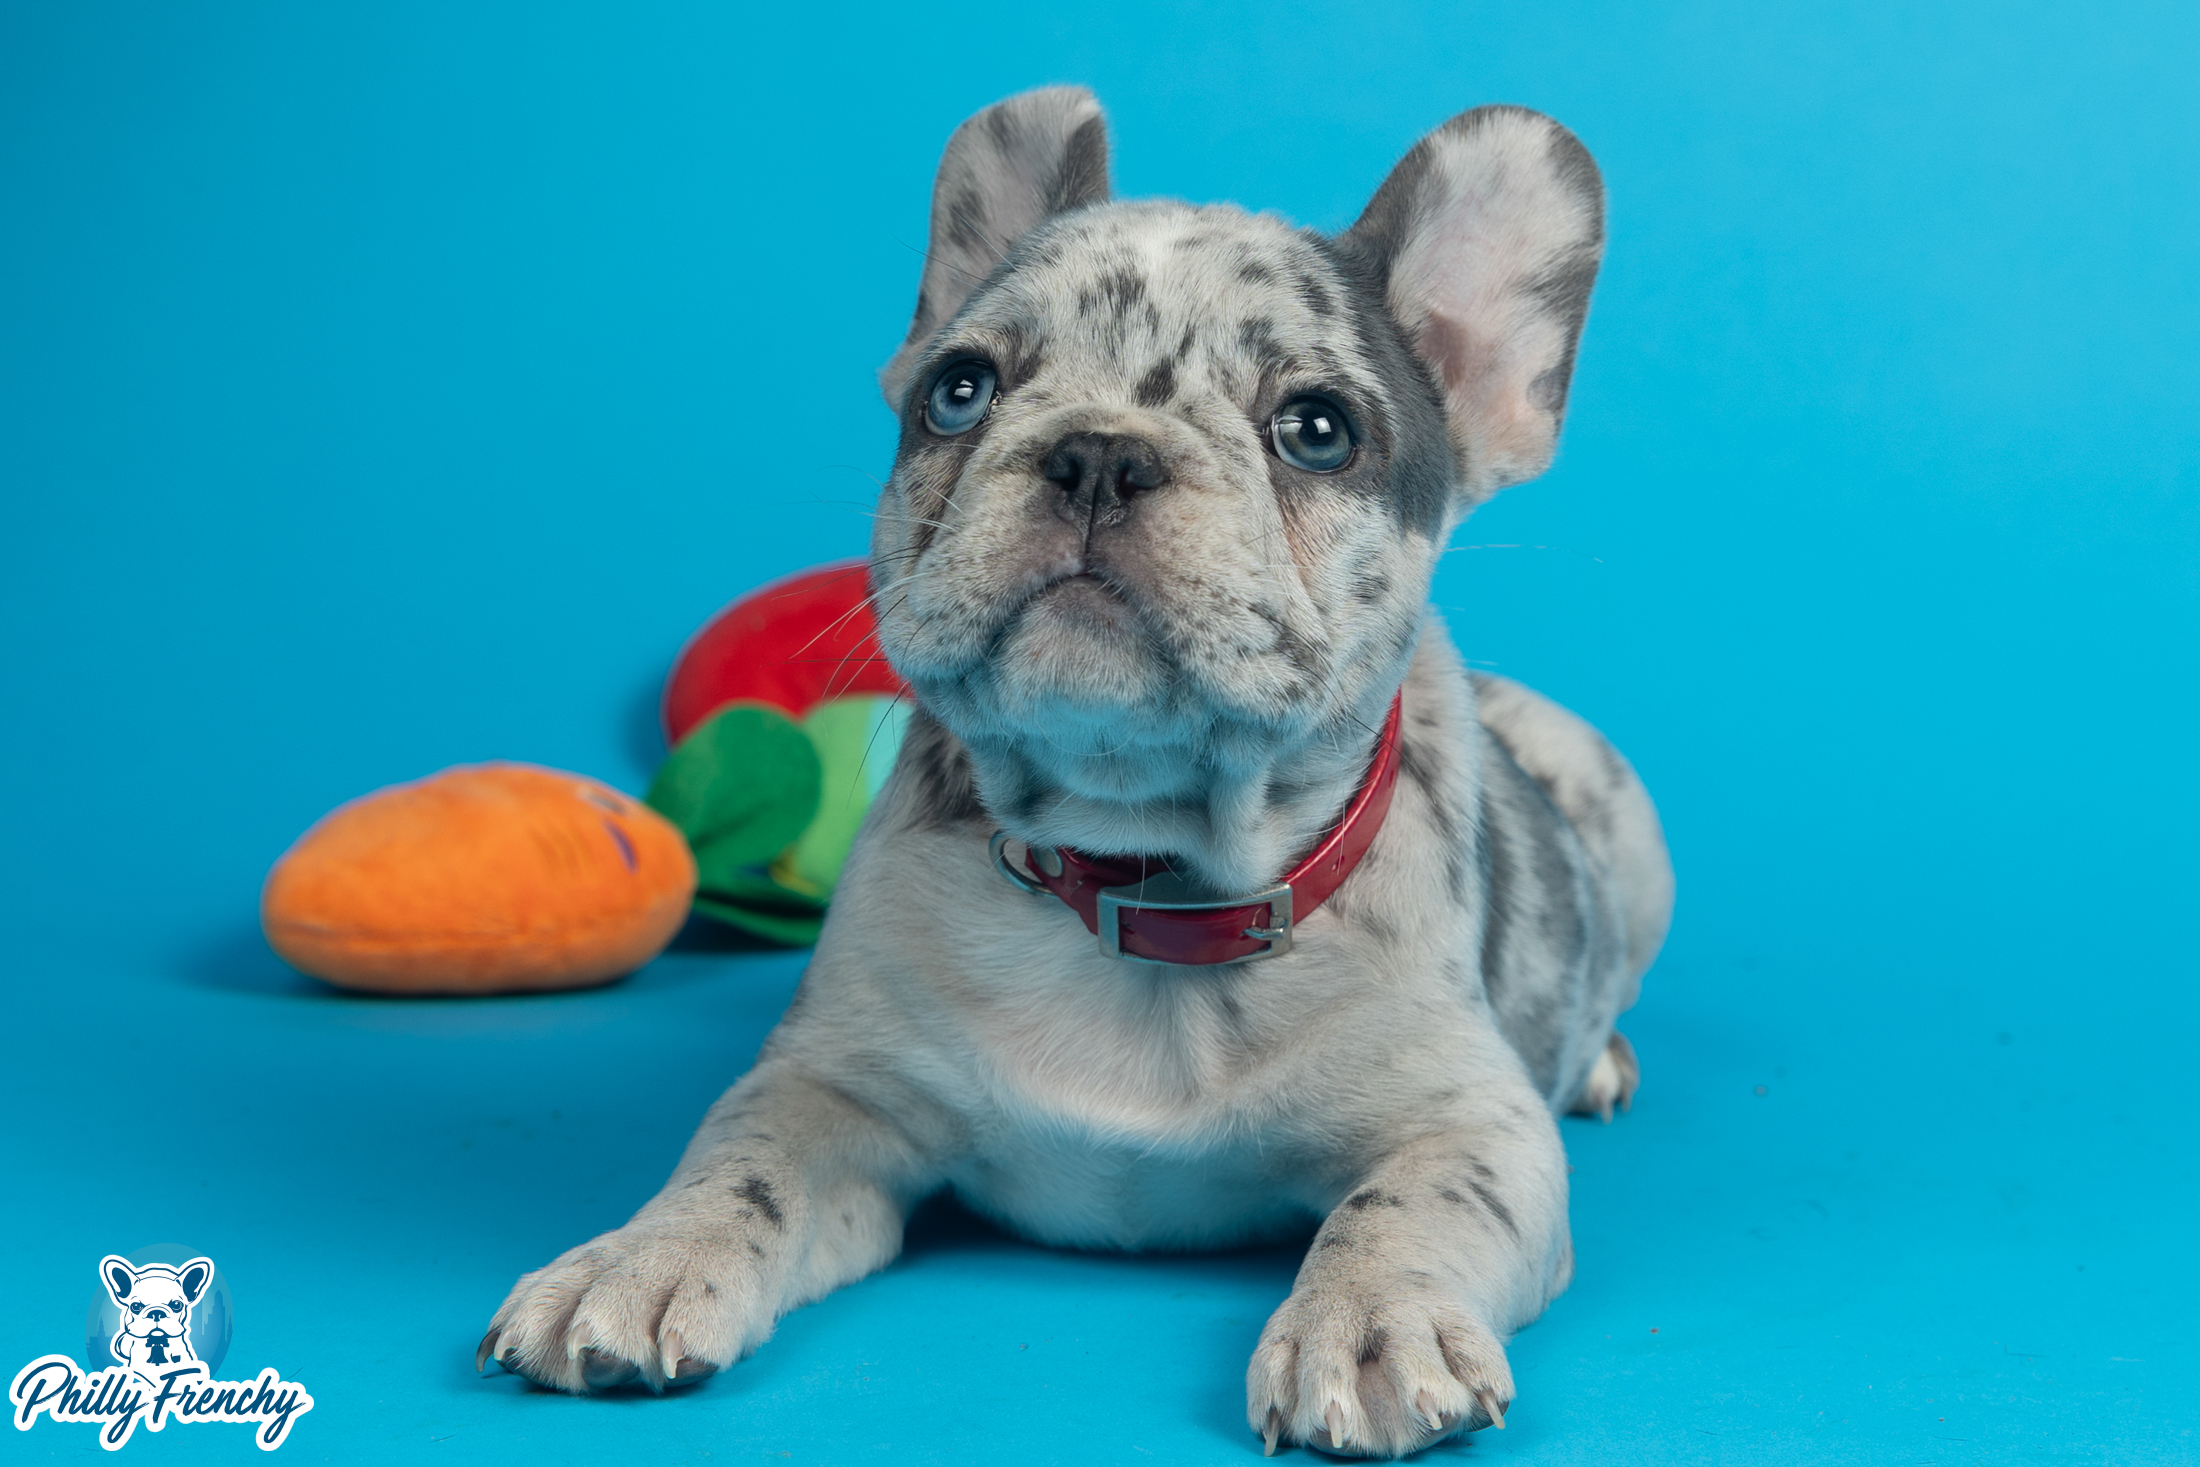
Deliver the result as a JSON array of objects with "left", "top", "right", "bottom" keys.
[{"left": 482, "top": 87, "right": 1671, "bottom": 1458}]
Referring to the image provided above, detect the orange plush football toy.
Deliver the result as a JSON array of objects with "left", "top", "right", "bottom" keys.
[{"left": 261, "top": 764, "right": 696, "bottom": 995}]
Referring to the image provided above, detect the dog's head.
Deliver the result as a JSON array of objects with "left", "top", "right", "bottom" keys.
[
  {"left": 872, "top": 89, "right": 1602, "bottom": 891},
  {"left": 102, "top": 1256, "right": 211, "bottom": 1345}
]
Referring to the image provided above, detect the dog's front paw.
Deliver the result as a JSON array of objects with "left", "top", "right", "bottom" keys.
[
  {"left": 1246, "top": 1283, "right": 1512, "bottom": 1458},
  {"left": 477, "top": 1220, "right": 778, "bottom": 1393}
]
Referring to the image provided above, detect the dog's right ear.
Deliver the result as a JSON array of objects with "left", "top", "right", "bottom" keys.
[
  {"left": 880, "top": 86, "right": 1110, "bottom": 407},
  {"left": 101, "top": 1256, "right": 137, "bottom": 1307}
]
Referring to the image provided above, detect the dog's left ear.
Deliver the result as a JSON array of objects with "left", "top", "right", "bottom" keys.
[
  {"left": 176, "top": 1259, "right": 214, "bottom": 1304},
  {"left": 1344, "top": 106, "right": 1604, "bottom": 504},
  {"left": 880, "top": 86, "right": 1111, "bottom": 406}
]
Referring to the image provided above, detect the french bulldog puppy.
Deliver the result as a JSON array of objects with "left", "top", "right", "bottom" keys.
[
  {"left": 482, "top": 87, "right": 1671, "bottom": 1458},
  {"left": 103, "top": 1256, "right": 212, "bottom": 1385}
]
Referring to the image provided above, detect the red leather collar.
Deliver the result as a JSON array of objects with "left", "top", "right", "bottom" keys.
[{"left": 989, "top": 693, "right": 1404, "bottom": 965}]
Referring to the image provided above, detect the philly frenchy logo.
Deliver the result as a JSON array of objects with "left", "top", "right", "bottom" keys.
[{"left": 10, "top": 1253, "right": 313, "bottom": 1450}]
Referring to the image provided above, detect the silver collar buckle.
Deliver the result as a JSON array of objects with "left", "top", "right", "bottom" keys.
[{"left": 1096, "top": 871, "right": 1295, "bottom": 965}]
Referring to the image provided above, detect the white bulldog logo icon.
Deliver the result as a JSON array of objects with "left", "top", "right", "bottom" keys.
[
  {"left": 101, "top": 1256, "right": 213, "bottom": 1386},
  {"left": 10, "top": 1250, "right": 313, "bottom": 1451}
]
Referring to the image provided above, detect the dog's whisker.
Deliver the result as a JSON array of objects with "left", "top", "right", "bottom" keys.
[
  {"left": 1443, "top": 542, "right": 1605, "bottom": 563},
  {"left": 941, "top": 202, "right": 1011, "bottom": 267},
  {"left": 894, "top": 234, "right": 987, "bottom": 290},
  {"left": 816, "top": 587, "right": 915, "bottom": 702}
]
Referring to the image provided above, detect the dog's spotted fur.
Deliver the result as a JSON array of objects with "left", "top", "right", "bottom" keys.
[{"left": 483, "top": 88, "right": 1672, "bottom": 1458}]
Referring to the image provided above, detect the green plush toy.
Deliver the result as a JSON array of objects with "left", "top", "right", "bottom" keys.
[{"left": 645, "top": 560, "right": 909, "bottom": 944}]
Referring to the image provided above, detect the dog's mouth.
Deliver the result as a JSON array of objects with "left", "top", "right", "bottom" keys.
[
  {"left": 949, "top": 559, "right": 1182, "bottom": 719},
  {"left": 962, "top": 550, "right": 1140, "bottom": 639},
  {"left": 1030, "top": 569, "right": 1138, "bottom": 630},
  {"left": 997, "top": 562, "right": 1163, "bottom": 662}
]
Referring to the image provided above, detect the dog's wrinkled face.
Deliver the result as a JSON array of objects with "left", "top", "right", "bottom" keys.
[
  {"left": 884, "top": 204, "right": 1449, "bottom": 780},
  {"left": 871, "top": 91, "right": 1602, "bottom": 888}
]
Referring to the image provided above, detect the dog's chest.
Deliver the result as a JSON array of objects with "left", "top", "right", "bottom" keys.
[
  {"left": 910, "top": 908, "right": 1485, "bottom": 1248},
  {"left": 950, "top": 1119, "right": 1316, "bottom": 1249},
  {"left": 941, "top": 974, "right": 1317, "bottom": 1247}
]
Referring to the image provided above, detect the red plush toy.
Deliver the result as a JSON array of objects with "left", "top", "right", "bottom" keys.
[
  {"left": 661, "top": 559, "right": 904, "bottom": 742},
  {"left": 646, "top": 559, "right": 911, "bottom": 945}
]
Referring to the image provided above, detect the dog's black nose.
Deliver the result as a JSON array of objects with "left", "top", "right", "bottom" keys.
[{"left": 1041, "top": 431, "right": 1169, "bottom": 526}]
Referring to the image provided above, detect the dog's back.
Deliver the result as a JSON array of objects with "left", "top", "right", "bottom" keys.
[
  {"left": 1476, "top": 673, "right": 1672, "bottom": 998},
  {"left": 1469, "top": 670, "right": 1672, "bottom": 1108}
]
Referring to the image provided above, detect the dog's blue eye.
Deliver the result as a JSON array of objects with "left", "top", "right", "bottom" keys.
[
  {"left": 130, "top": 1302, "right": 143, "bottom": 1314},
  {"left": 1270, "top": 394, "right": 1354, "bottom": 472},
  {"left": 924, "top": 361, "right": 997, "bottom": 435}
]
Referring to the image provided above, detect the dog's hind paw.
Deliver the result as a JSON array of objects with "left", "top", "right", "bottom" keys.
[
  {"left": 1567, "top": 1031, "right": 1639, "bottom": 1123},
  {"left": 478, "top": 1224, "right": 772, "bottom": 1394},
  {"left": 1247, "top": 1285, "right": 1512, "bottom": 1458}
]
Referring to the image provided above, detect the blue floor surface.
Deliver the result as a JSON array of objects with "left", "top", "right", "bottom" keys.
[{"left": 4, "top": 2, "right": 2196, "bottom": 1463}]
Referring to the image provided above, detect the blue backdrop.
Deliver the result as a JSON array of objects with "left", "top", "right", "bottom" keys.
[{"left": 4, "top": 2, "right": 2194, "bottom": 1463}]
